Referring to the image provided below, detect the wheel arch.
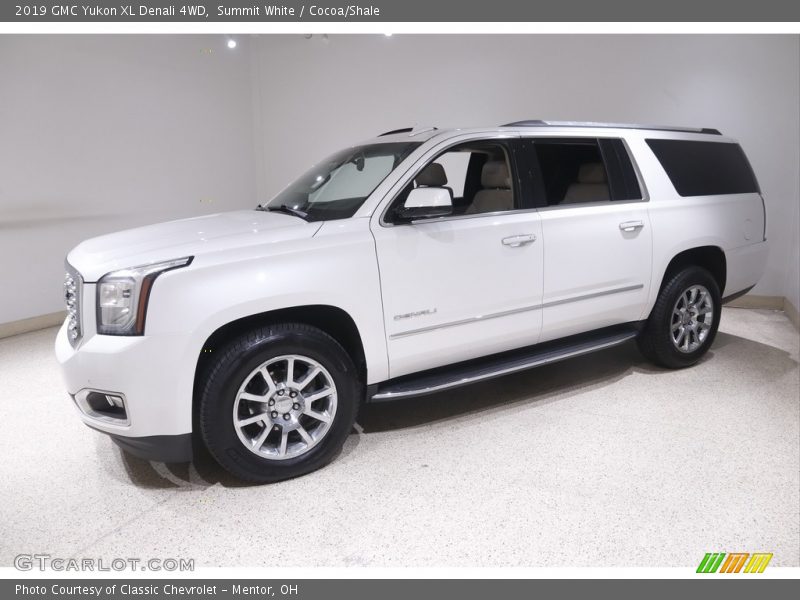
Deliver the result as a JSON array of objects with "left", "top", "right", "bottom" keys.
[
  {"left": 658, "top": 246, "right": 727, "bottom": 297},
  {"left": 192, "top": 305, "right": 368, "bottom": 421}
]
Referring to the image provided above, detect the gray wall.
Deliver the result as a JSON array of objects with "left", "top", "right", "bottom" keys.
[
  {"left": 252, "top": 34, "right": 800, "bottom": 302},
  {"left": 786, "top": 198, "right": 800, "bottom": 312},
  {"left": 1, "top": 35, "right": 798, "bottom": 325},
  {"left": 0, "top": 35, "right": 257, "bottom": 323}
]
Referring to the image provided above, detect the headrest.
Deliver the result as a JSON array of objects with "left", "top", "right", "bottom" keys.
[
  {"left": 415, "top": 163, "right": 448, "bottom": 187},
  {"left": 577, "top": 163, "right": 607, "bottom": 184},
  {"left": 481, "top": 160, "right": 510, "bottom": 189}
]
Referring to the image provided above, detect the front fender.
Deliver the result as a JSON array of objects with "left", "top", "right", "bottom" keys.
[{"left": 142, "top": 220, "right": 388, "bottom": 430}]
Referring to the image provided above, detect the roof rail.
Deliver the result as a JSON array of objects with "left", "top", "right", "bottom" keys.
[
  {"left": 379, "top": 127, "right": 414, "bottom": 136},
  {"left": 378, "top": 126, "right": 439, "bottom": 137},
  {"left": 502, "top": 120, "right": 721, "bottom": 136}
]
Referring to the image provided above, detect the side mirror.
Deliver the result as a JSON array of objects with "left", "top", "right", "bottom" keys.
[{"left": 395, "top": 187, "right": 453, "bottom": 222}]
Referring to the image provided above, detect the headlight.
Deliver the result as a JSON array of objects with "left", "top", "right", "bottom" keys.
[{"left": 96, "top": 257, "right": 192, "bottom": 335}]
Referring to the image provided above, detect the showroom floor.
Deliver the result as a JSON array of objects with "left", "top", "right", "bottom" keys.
[{"left": 0, "top": 308, "right": 798, "bottom": 568}]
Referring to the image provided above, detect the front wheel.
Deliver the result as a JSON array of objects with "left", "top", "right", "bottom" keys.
[
  {"left": 199, "top": 323, "right": 361, "bottom": 483},
  {"left": 637, "top": 266, "right": 721, "bottom": 369}
]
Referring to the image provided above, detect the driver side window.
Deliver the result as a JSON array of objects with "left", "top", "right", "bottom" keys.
[{"left": 391, "top": 141, "right": 516, "bottom": 221}]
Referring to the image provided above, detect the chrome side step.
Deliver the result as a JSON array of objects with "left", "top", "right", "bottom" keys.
[{"left": 369, "top": 324, "right": 640, "bottom": 402}]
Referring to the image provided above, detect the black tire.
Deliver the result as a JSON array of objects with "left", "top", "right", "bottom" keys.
[
  {"left": 199, "top": 323, "right": 361, "bottom": 483},
  {"left": 637, "top": 266, "right": 721, "bottom": 369}
]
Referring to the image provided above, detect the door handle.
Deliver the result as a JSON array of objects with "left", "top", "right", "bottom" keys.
[
  {"left": 502, "top": 234, "right": 536, "bottom": 247},
  {"left": 619, "top": 220, "right": 644, "bottom": 232}
]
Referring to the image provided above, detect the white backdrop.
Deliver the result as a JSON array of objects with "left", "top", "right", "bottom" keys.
[
  {"left": 0, "top": 35, "right": 257, "bottom": 323},
  {"left": 252, "top": 34, "right": 800, "bottom": 311},
  {"left": 1, "top": 34, "right": 798, "bottom": 325}
]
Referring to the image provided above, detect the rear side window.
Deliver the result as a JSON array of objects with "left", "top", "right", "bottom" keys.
[
  {"left": 523, "top": 138, "right": 641, "bottom": 206},
  {"left": 535, "top": 139, "right": 607, "bottom": 205},
  {"left": 646, "top": 139, "right": 760, "bottom": 197}
]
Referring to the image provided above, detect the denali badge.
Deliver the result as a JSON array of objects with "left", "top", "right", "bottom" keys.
[{"left": 394, "top": 308, "right": 438, "bottom": 321}]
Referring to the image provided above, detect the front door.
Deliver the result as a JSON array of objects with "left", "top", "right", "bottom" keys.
[{"left": 371, "top": 139, "right": 544, "bottom": 379}]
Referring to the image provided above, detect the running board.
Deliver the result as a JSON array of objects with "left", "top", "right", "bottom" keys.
[{"left": 369, "top": 324, "right": 641, "bottom": 402}]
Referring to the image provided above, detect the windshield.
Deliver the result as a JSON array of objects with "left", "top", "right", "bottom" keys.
[{"left": 262, "top": 142, "right": 421, "bottom": 221}]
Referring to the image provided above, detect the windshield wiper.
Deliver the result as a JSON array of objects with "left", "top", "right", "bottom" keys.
[{"left": 257, "top": 204, "right": 309, "bottom": 220}]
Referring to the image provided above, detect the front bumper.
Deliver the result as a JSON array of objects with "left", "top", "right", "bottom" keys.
[
  {"left": 55, "top": 320, "right": 196, "bottom": 462},
  {"left": 99, "top": 429, "right": 193, "bottom": 463}
]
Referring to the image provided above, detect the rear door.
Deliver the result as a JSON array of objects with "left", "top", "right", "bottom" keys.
[{"left": 520, "top": 137, "right": 653, "bottom": 341}]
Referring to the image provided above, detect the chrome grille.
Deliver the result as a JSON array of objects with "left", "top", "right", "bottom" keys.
[{"left": 64, "top": 264, "right": 83, "bottom": 348}]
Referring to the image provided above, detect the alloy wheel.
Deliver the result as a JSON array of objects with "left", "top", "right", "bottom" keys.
[
  {"left": 670, "top": 284, "right": 714, "bottom": 354},
  {"left": 232, "top": 355, "right": 338, "bottom": 460}
]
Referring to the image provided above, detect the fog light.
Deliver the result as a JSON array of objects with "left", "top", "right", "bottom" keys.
[{"left": 73, "top": 390, "right": 129, "bottom": 426}]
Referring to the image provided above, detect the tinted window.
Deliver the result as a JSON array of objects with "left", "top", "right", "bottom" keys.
[
  {"left": 535, "top": 139, "right": 609, "bottom": 205},
  {"left": 646, "top": 139, "right": 760, "bottom": 197},
  {"left": 599, "top": 138, "right": 642, "bottom": 201},
  {"left": 521, "top": 138, "right": 642, "bottom": 206}
]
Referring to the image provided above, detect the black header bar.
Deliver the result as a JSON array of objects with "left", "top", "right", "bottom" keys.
[
  {"left": 3, "top": 578, "right": 798, "bottom": 600},
  {"left": 3, "top": 0, "right": 800, "bottom": 22}
]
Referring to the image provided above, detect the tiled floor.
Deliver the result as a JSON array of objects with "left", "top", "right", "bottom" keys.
[{"left": 1, "top": 308, "right": 797, "bottom": 568}]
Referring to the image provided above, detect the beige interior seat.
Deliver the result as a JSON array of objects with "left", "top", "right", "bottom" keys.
[
  {"left": 414, "top": 162, "right": 453, "bottom": 200},
  {"left": 562, "top": 163, "right": 610, "bottom": 204},
  {"left": 467, "top": 160, "right": 513, "bottom": 214},
  {"left": 415, "top": 163, "right": 448, "bottom": 187}
]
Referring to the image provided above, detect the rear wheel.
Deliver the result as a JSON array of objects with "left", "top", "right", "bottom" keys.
[
  {"left": 199, "top": 323, "right": 360, "bottom": 483},
  {"left": 637, "top": 266, "right": 721, "bottom": 369}
]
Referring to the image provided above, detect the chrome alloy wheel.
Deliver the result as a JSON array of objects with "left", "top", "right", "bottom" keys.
[
  {"left": 671, "top": 284, "right": 714, "bottom": 354},
  {"left": 233, "top": 355, "right": 338, "bottom": 460}
]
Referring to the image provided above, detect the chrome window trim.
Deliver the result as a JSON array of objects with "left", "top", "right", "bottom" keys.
[
  {"left": 404, "top": 207, "right": 541, "bottom": 225},
  {"left": 533, "top": 197, "right": 649, "bottom": 213}
]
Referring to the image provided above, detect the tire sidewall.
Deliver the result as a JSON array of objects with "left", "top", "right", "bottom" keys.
[
  {"left": 200, "top": 326, "right": 359, "bottom": 482},
  {"left": 655, "top": 267, "right": 722, "bottom": 367}
]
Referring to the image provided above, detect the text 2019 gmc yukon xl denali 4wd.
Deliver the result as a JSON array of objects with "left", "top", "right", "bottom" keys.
[{"left": 56, "top": 121, "right": 768, "bottom": 482}]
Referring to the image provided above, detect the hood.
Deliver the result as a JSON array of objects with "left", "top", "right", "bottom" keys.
[{"left": 68, "top": 210, "right": 321, "bottom": 281}]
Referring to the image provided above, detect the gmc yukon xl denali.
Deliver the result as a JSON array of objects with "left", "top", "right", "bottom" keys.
[{"left": 56, "top": 121, "right": 768, "bottom": 482}]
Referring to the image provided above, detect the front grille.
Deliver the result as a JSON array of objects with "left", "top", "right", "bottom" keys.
[{"left": 64, "top": 264, "right": 83, "bottom": 348}]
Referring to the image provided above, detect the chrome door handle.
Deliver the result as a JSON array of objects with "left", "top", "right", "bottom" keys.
[
  {"left": 619, "top": 220, "right": 644, "bottom": 232},
  {"left": 502, "top": 234, "right": 536, "bottom": 247}
]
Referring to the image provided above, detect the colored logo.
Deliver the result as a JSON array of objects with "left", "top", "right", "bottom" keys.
[{"left": 697, "top": 552, "right": 773, "bottom": 573}]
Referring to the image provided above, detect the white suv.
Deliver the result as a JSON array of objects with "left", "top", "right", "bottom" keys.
[{"left": 56, "top": 121, "right": 768, "bottom": 482}]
